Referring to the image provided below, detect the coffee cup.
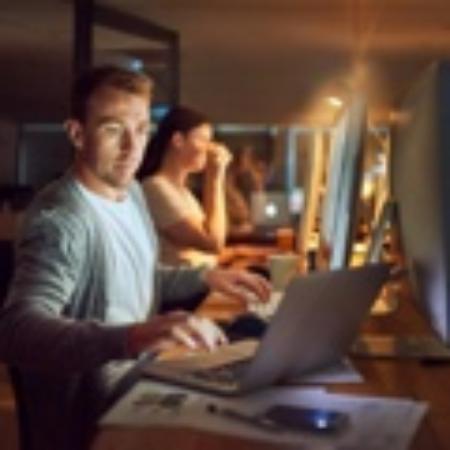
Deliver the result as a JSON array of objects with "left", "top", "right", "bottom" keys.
[{"left": 268, "top": 253, "right": 299, "bottom": 291}]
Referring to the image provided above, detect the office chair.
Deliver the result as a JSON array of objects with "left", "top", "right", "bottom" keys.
[
  {"left": 8, "top": 367, "right": 31, "bottom": 450},
  {"left": 0, "top": 240, "right": 14, "bottom": 307},
  {"left": 1, "top": 245, "right": 28, "bottom": 449}
]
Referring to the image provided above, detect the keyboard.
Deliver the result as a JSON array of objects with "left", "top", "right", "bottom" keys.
[{"left": 191, "top": 359, "right": 250, "bottom": 383}]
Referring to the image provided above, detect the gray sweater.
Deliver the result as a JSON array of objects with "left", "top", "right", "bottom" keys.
[{"left": 0, "top": 172, "right": 208, "bottom": 450}]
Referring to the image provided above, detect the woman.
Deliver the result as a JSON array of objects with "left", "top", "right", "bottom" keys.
[
  {"left": 225, "top": 145, "right": 267, "bottom": 235},
  {"left": 140, "top": 106, "right": 231, "bottom": 267}
]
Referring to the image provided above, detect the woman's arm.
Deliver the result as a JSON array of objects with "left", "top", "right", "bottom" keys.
[
  {"left": 143, "top": 147, "right": 231, "bottom": 254},
  {"left": 201, "top": 143, "right": 232, "bottom": 250}
]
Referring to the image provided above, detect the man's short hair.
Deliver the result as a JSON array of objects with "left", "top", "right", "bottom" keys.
[{"left": 71, "top": 65, "right": 153, "bottom": 122}]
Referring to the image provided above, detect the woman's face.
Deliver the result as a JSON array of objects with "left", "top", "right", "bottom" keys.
[{"left": 175, "top": 123, "right": 213, "bottom": 172}]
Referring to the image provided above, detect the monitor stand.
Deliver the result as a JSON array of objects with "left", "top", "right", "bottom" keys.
[
  {"left": 370, "top": 282, "right": 400, "bottom": 316},
  {"left": 357, "top": 279, "right": 450, "bottom": 361}
]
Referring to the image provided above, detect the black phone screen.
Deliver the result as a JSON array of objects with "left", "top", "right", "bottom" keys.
[{"left": 263, "top": 405, "right": 349, "bottom": 433}]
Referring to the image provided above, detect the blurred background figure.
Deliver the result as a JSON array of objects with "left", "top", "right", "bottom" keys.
[
  {"left": 225, "top": 145, "right": 268, "bottom": 236},
  {"left": 140, "top": 106, "right": 231, "bottom": 267}
]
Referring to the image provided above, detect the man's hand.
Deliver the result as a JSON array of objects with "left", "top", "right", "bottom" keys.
[
  {"left": 127, "top": 311, "right": 228, "bottom": 356},
  {"left": 203, "top": 268, "right": 272, "bottom": 306}
]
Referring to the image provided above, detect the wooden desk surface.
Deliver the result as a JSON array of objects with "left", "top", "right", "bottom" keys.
[{"left": 92, "top": 261, "right": 450, "bottom": 450}]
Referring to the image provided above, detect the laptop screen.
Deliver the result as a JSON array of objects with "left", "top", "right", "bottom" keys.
[{"left": 250, "top": 191, "right": 290, "bottom": 228}]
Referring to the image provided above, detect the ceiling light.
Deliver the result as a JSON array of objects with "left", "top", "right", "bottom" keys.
[{"left": 326, "top": 96, "right": 344, "bottom": 108}]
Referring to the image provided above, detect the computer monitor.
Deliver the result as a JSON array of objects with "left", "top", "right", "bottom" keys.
[
  {"left": 391, "top": 60, "right": 450, "bottom": 345},
  {"left": 320, "top": 95, "right": 367, "bottom": 269},
  {"left": 16, "top": 123, "right": 72, "bottom": 191}
]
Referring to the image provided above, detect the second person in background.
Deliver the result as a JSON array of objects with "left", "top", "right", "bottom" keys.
[{"left": 140, "top": 106, "right": 231, "bottom": 267}]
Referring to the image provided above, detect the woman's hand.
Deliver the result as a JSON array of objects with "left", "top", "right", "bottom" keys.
[{"left": 207, "top": 142, "right": 233, "bottom": 174}]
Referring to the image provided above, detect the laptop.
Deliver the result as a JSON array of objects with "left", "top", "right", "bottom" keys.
[
  {"left": 250, "top": 191, "right": 291, "bottom": 229},
  {"left": 142, "top": 264, "right": 390, "bottom": 395}
]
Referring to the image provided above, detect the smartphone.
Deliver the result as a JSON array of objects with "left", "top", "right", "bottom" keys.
[{"left": 263, "top": 404, "right": 349, "bottom": 434}]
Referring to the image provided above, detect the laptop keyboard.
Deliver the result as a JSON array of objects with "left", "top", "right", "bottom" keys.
[{"left": 190, "top": 359, "right": 250, "bottom": 384}]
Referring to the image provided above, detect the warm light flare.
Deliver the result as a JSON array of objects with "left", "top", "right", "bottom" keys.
[{"left": 326, "top": 96, "right": 344, "bottom": 108}]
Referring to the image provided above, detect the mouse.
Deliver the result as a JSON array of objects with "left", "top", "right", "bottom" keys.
[{"left": 221, "top": 313, "right": 268, "bottom": 341}]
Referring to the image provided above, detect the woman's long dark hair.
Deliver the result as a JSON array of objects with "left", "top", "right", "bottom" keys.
[{"left": 138, "top": 105, "right": 210, "bottom": 179}]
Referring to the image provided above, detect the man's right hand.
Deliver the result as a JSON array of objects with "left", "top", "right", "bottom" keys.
[{"left": 127, "top": 311, "right": 228, "bottom": 356}]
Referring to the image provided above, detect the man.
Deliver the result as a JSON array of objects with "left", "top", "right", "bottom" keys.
[{"left": 0, "top": 66, "right": 270, "bottom": 450}]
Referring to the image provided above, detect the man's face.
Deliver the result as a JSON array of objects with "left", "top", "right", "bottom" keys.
[{"left": 68, "top": 85, "right": 151, "bottom": 199}]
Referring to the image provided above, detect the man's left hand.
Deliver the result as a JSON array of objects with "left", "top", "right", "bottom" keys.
[{"left": 203, "top": 268, "right": 272, "bottom": 305}]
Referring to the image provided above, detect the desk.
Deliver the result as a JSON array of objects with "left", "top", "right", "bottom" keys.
[
  {"left": 218, "top": 244, "right": 278, "bottom": 269},
  {"left": 92, "top": 270, "right": 450, "bottom": 450}
]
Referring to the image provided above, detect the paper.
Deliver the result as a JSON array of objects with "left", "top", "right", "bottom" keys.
[{"left": 100, "top": 381, "right": 427, "bottom": 450}]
